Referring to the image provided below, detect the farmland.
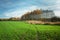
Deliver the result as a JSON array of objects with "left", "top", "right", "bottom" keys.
[{"left": 0, "top": 21, "right": 60, "bottom": 40}]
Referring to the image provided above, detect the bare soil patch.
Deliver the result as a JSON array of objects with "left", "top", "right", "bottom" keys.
[{"left": 27, "top": 20, "right": 60, "bottom": 24}]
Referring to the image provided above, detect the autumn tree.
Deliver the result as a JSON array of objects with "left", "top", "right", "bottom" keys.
[{"left": 21, "top": 9, "right": 42, "bottom": 20}]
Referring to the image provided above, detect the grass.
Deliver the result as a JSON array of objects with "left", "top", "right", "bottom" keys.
[{"left": 0, "top": 21, "right": 60, "bottom": 40}]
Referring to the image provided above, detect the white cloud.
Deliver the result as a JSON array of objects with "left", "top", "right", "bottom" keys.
[
  {"left": 56, "top": 0, "right": 60, "bottom": 9},
  {"left": 4, "top": 6, "right": 40, "bottom": 18},
  {"left": 54, "top": 10, "right": 60, "bottom": 17},
  {"left": 54, "top": 0, "right": 60, "bottom": 17},
  {"left": 41, "top": 0, "right": 60, "bottom": 11},
  {"left": 2, "top": 0, "right": 60, "bottom": 18},
  {"left": 45, "top": 0, "right": 60, "bottom": 17},
  {"left": 50, "top": 0, "right": 60, "bottom": 10}
]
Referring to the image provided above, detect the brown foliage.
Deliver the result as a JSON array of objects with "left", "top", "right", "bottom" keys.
[{"left": 21, "top": 9, "right": 42, "bottom": 20}]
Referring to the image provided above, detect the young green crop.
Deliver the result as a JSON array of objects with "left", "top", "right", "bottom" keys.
[{"left": 0, "top": 21, "right": 60, "bottom": 40}]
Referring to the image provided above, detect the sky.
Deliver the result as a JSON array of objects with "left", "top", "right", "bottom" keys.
[{"left": 0, "top": 0, "right": 60, "bottom": 18}]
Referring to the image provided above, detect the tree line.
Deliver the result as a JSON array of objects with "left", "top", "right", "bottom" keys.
[
  {"left": 0, "top": 9, "right": 60, "bottom": 22},
  {"left": 0, "top": 17, "right": 20, "bottom": 21},
  {"left": 21, "top": 9, "right": 60, "bottom": 22}
]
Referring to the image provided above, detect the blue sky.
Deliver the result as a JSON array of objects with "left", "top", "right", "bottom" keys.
[{"left": 0, "top": 0, "right": 60, "bottom": 18}]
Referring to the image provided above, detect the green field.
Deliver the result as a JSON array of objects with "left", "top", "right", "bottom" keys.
[{"left": 0, "top": 21, "right": 60, "bottom": 40}]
